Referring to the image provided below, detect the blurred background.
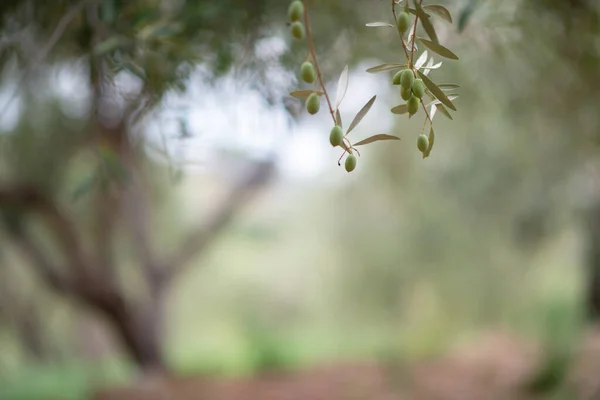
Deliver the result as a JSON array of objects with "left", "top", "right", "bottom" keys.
[{"left": 0, "top": 0, "right": 599, "bottom": 399}]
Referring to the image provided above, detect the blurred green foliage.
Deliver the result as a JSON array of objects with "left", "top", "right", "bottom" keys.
[{"left": 1, "top": 0, "right": 599, "bottom": 399}]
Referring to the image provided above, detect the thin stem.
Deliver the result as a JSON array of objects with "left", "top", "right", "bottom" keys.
[
  {"left": 409, "top": 0, "right": 424, "bottom": 67},
  {"left": 392, "top": 0, "right": 410, "bottom": 60},
  {"left": 343, "top": 137, "right": 352, "bottom": 149},
  {"left": 421, "top": 98, "right": 433, "bottom": 126},
  {"left": 303, "top": 0, "right": 336, "bottom": 124}
]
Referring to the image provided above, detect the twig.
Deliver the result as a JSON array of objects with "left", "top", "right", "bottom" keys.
[
  {"left": 303, "top": 0, "right": 336, "bottom": 124},
  {"left": 421, "top": 98, "right": 433, "bottom": 126},
  {"left": 392, "top": 0, "right": 411, "bottom": 60},
  {"left": 409, "top": 0, "right": 424, "bottom": 67}
]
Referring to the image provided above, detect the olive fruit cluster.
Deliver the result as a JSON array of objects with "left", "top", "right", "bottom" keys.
[
  {"left": 288, "top": 1, "right": 305, "bottom": 39},
  {"left": 328, "top": 125, "right": 357, "bottom": 172},
  {"left": 393, "top": 69, "right": 424, "bottom": 116}
]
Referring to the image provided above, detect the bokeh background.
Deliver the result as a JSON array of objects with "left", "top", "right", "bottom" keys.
[{"left": 0, "top": 0, "right": 599, "bottom": 399}]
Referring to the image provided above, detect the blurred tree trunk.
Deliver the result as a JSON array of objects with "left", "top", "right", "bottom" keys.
[
  {"left": 97, "top": 293, "right": 166, "bottom": 372},
  {"left": 0, "top": 155, "right": 274, "bottom": 374}
]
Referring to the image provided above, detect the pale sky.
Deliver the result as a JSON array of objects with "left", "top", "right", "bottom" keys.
[{"left": 0, "top": 37, "right": 396, "bottom": 184}]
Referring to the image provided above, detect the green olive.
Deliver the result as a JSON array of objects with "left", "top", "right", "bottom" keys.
[
  {"left": 397, "top": 12, "right": 411, "bottom": 34},
  {"left": 306, "top": 92, "right": 320, "bottom": 115},
  {"left": 345, "top": 154, "right": 357, "bottom": 172},
  {"left": 290, "top": 21, "right": 305, "bottom": 40},
  {"left": 400, "top": 69, "right": 415, "bottom": 90},
  {"left": 401, "top": 86, "right": 412, "bottom": 101},
  {"left": 417, "top": 134, "right": 429, "bottom": 153},
  {"left": 300, "top": 61, "right": 316, "bottom": 84},
  {"left": 329, "top": 125, "right": 343, "bottom": 147},
  {"left": 412, "top": 79, "right": 425, "bottom": 99},
  {"left": 407, "top": 95, "right": 419, "bottom": 115},
  {"left": 392, "top": 71, "right": 402, "bottom": 86},
  {"left": 288, "top": 1, "right": 304, "bottom": 22}
]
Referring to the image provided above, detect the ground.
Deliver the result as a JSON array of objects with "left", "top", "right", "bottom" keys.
[{"left": 91, "top": 329, "right": 600, "bottom": 400}]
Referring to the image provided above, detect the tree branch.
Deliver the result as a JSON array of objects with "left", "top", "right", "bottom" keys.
[
  {"left": 164, "top": 159, "right": 275, "bottom": 281},
  {"left": 0, "top": 0, "right": 97, "bottom": 119},
  {"left": 7, "top": 226, "right": 76, "bottom": 294},
  {"left": 121, "top": 162, "right": 164, "bottom": 290},
  {"left": 0, "top": 185, "right": 93, "bottom": 285}
]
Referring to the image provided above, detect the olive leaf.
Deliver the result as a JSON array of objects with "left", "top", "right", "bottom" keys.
[
  {"left": 425, "top": 94, "right": 459, "bottom": 107},
  {"left": 347, "top": 95, "right": 377, "bottom": 135},
  {"left": 437, "top": 84, "right": 461, "bottom": 90},
  {"left": 71, "top": 172, "right": 100, "bottom": 202},
  {"left": 417, "top": 38, "right": 459, "bottom": 60},
  {"left": 415, "top": 50, "right": 429, "bottom": 69},
  {"left": 421, "top": 61, "right": 442, "bottom": 70},
  {"left": 391, "top": 104, "right": 409, "bottom": 114},
  {"left": 417, "top": 70, "right": 457, "bottom": 111},
  {"left": 416, "top": 5, "right": 439, "bottom": 43},
  {"left": 421, "top": 58, "right": 436, "bottom": 76},
  {"left": 123, "top": 59, "right": 146, "bottom": 79},
  {"left": 366, "top": 63, "right": 406, "bottom": 73},
  {"left": 435, "top": 104, "right": 453, "bottom": 120},
  {"left": 423, "top": 5, "right": 453, "bottom": 23},
  {"left": 334, "top": 65, "right": 349, "bottom": 110},
  {"left": 335, "top": 109, "right": 343, "bottom": 128},
  {"left": 353, "top": 134, "right": 400, "bottom": 147},
  {"left": 458, "top": 0, "right": 479, "bottom": 32},
  {"left": 289, "top": 90, "right": 324, "bottom": 99},
  {"left": 93, "top": 36, "right": 131, "bottom": 56},
  {"left": 366, "top": 21, "right": 394, "bottom": 27},
  {"left": 429, "top": 103, "right": 438, "bottom": 120},
  {"left": 422, "top": 126, "right": 435, "bottom": 158}
]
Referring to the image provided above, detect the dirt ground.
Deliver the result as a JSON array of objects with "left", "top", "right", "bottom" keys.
[{"left": 92, "top": 329, "right": 600, "bottom": 400}]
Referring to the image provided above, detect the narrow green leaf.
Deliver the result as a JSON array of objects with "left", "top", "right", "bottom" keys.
[
  {"left": 391, "top": 104, "right": 409, "bottom": 114},
  {"left": 93, "top": 36, "right": 131, "bottom": 56},
  {"left": 423, "top": 5, "right": 453, "bottom": 23},
  {"left": 123, "top": 60, "right": 146, "bottom": 79},
  {"left": 425, "top": 94, "right": 459, "bottom": 108},
  {"left": 417, "top": 38, "right": 459, "bottom": 60},
  {"left": 421, "top": 62, "right": 442, "bottom": 71},
  {"left": 353, "top": 134, "right": 400, "bottom": 147},
  {"left": 422, "top": 126, "right": 435, "bottom": 158},
  {"left": 415, "top": 50, "right": 429, "bottom": 69},
  {"left": 289, "top": 90, "right": 324, "bottom": 99},
  {"left": 416, "top": 5, "right": 439, "bottom": 43},
  {"left": 366, "top": 63, "right": 406, "bottom": 73},
  {"left": 366, "top": 21, "right": 394, "bottom": 27},
  {"left": 70, "top": 173, "right": 99, "bottom": 202},
  {"left": 334, "top": 65, "right": 349, "bottom": 110},
  {"left": 437, "top": 84, "right": 461, "bottom": 90},
  {"left": 429, "top": 103, "right": 438, "bottom": 120},
  {"left": 458, "top": 0, "right": 479, "bottom": 32},
  {"left": 425, "top": 92, "right": 458, "bottom": 107},
  {"left": 417, "top": 70, "right": 457, "bottom": 111},
  {"left": 335, "top": 109, "right": 343, "bottom": 128},
  {"left": 435, "top": 104, "right": 453, "bottom": 120},
  {"left": 347, "top": 95, "right": 377, "bottom": 135}
]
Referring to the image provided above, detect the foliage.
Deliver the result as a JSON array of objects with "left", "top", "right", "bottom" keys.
[{"left": 286, "top": 0, "right": 461, "bottom": 172}]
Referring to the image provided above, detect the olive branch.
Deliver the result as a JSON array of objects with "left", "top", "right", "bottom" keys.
[{"left": 287, "top": 0, "right": 461, "bottom": 172}]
